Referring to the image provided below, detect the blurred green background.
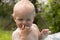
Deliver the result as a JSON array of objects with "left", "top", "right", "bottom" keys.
[{"left": 0, "top": 0, "right": 60, "bottom": 40}]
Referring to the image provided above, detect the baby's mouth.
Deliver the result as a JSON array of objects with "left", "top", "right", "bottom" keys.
[
  {"left": 19, "top": 24, "right": 32, "bottom": 28},
  {"left": 24, "top": 24, "right": 30, "bottom": 27}
]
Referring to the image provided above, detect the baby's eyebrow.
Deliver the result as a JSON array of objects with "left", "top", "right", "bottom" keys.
[{"left": 17, "top": 18, "right": 31, "bottom": 19}]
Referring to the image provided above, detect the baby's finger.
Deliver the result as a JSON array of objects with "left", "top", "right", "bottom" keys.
[
  {"left": 21, "top": 26, "right": 31, "bottom": 35},
  {"left": 21, "top": 25, "right": 25, "bottom": 30},
  {"left": 25, "top": 27, "right": 31, "bottom": 33},
  {"left": 43, "top": 29, "right": 49, "bottom": 32},
  {"left": 25, "top": 26, "right": 30, "bottom": 30},
  {"left": 41, "top": 29, "right": 49, "bottom": 34},
  {"left": 19, "top": 24, "right": 22, "bottom": 28}
]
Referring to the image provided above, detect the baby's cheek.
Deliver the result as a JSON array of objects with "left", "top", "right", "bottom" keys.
[
  {"left": 26, "top": 22, "right": 32, "bottom": 27},
  {"left": 25, "top": 24, "right": 31, "bottom": 27}
]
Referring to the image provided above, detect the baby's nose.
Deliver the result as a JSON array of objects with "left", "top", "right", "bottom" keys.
[{"left": 22, "top": 20, "right": 27, "bottom": 24}]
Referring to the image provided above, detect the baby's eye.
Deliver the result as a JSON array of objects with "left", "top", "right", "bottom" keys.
[
  {"left": 26, "top": 19, "right": 31, "bottom": 21},
  {"left": 18, "top": 19, "right": 23, "bottom": 21}
]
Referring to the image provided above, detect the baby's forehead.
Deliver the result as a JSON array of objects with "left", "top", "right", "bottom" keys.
[
  {"left": 13, "top": 10, "right": 35, "bottom": 19},
  {"left": 15, "top": 13, "right": 34, "bottom": 19}
]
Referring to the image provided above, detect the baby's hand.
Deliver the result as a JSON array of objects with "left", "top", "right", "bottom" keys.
[
  {"left": 41, "top": 29, "right": 49, "bottom": 35},
  {"left": 41, "top": 29, "right": 51, "bottom": 40},
  {"left": 38, "top": 29, "right": 50, "bottom": 40},
  {"left": 20, "top": 25, "right": 31, "bottom": 37}
]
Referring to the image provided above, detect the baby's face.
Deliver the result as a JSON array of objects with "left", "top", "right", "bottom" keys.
[{"left": 14, "top": 16, "right": 34, "bottom": 28}]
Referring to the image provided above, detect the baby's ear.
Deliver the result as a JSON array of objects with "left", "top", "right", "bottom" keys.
[
  {"left": 14, "top": 17, "right": 16, "bottom": 22},
  {"left": 13, "top": 17, "right": 16, "bottom": 22},
  {"left": 11, "top": 14, "right": 16, "bottom": 22}
]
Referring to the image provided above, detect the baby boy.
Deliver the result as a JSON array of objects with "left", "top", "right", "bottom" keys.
[{"left": 12, "top": 0, "right": 49, "bottom": 40}]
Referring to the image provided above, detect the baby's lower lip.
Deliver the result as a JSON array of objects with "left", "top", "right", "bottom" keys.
[{"left": 20, "top": 24, "right": 31, "bottom": 27}]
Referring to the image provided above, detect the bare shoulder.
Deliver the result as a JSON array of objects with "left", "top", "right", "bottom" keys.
[
  {"left": 32, "top": 24, "right": 38, "bottom": 28},
  {"left": 32, "top": 24, "right": 39, "bottom": 31},
  {"left": 32, "top": 24, "right": 37, "bottom": 26}
]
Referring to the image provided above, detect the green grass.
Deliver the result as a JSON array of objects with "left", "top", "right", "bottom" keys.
[
  {"left": 0, "top": 18, "right": 8, "bottom": 28},
  {"left": 0, "top": 29, "right": 12, "bottom": 40}
]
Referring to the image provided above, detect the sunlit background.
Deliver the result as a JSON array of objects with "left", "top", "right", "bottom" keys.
[{"left": 0, "top": 0, "right": 60, "bottom": 40}]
